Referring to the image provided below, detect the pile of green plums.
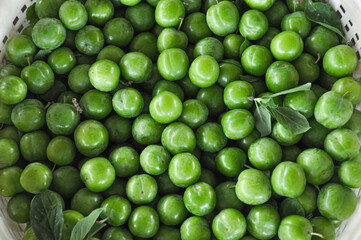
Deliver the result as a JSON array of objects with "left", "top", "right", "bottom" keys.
[{"left": 0, "top": 0, "right": 361, "bottom": 239}]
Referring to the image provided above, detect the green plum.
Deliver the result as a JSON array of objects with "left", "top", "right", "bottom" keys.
[
  {"left": 183, "top": 182, "right": 216, "bottom": 216},
  {"left": 248, "top": 137, "right": 282, "bottom": 170},
  {"left": 278, "top": 215, "right": 313, "bottom": 240},
  {"left": 32, "top": 18, "right": 66, "bottom": 50},
  {"left": 0, "top": 166, "right": 23, "bottom": 197},
  {"left": 244, "top": 0, "right": 276, "bottom": 11},
  {"left": 241, "top": 45, "right": 273, "bottom": 76},
  {"left": 132, "top": 114, "right": 165, "bottom": 145},
  {"left": 47, "top": 136, "right": 76, "bottom": 165},
  {"left": 71, "top": 188, "right": 104, "bottom": 216},
  {"left": 265, "top": 61, "right": 299, "bottom": 92},
  {"left": 161, "top": 122, "right": 196, "bottom": 155},
  {"left": 5, "top": 35, "right": 37, "bottom": 67},
  {"left": 0, "top": 138, "right": 19, "bottom": 168},
  {"left": 189, "top": 55, "right": 220, "bottom": 88},
  {"left": 85, "top": 0, "right": 114, "bottom": 26},
  {"left": 19, "top": 131, "right": 49, "bottom": 162},
  {"left": 272, "top": 122, "right": 303, "bottom": 146},
  {"left": 20, "top": 163, "right": 52, "bottom": 194},
  {"left": 196, "top": 84, "right": 226, "bottom": 116},
  {"left": 79, "top": 89, "right": 112, "bottom": 120},
  {"left": 157, "top": 194, "right": 187, "bottom": 226},
  {"left": 109, "top": 146, "right": 139, "bottom": 177},
  {"left": 74, "top": 120, "right": 109, "bottom": 157},
  {"left": 80, "top": 157, "right": 115, "bottom": 192},
  {"left": 196, "top": 122, "right": 227, "bottom": 153},
  {"left": 126, "top": 174, "right": 158, "bottom": 204},
  {"left": 324, "top": 128, "right": 360, "bottom": 162},
  {"left": 75, "top": 25, "right": 104, "bottom": 55},
  {"left": 331, "top": 77, "right": 361, "bottom": 105},
  {"left": 149, "top": 91, "right": 183, "bottom": 124},
  {"left": 155, "top": 0, "right": 185, "bottom": 28},
  {"left": 213, "top": 208, "right": 247, "bottom": 240},
  {"left": 68, "top": 64, "right": 92, "bottom": 94},
  {"left": 101, "top": 196, "right": 131, "bottom": 226},
  {"left": 236, "top": 169, "right": 272, "bottom": 205},
  {"left": 157, "top": 28, "right": 188, "bottom": 52},
  {"left": 0, "top": 76, "right": 27, "bottom": 104},
  {"left": 128, "top": 206, "right": 159, "bottom": 238},
  {"left": 305, "top": 26, "right": 339, "bottom": 58},
  {"left": 215, "top": 147, "right": 246, "bottom": 178},
  {"left": 125, "top": 3, "right": 155, "bottom": 32},
  {"left": 296, "top": 148, "right": 334, "bottom": 185},
  {"left": 270, "top": 30, "right": 303, "bottom": 61},
  {"left": 89, "top": 60, "right": 120, "bottom": 92},
  {"left": 157, "top": 48, "right": 189, "bottom": 81},
  {"left": 52, "top": 166, "right": 83, "bottom": 198},
  {"left": 281, "top": 11, "right": 311, "bottom": 39},
  {"left": 206, "top": 1, "right": 240, "bottom": 37},
  {"left": 46, "top": 103, "right": 81, "bottom": 135},
  {"left": 221, "top": 109, "right": 254, "bottom": 140},
  {"left": 180, "top": 216, "right": 211, "bottom": 240},
  {"left": 314, "top": 91, "right": 353, "bottom": 129},
  {"left": 59, "top": 0, "right": 88, "bottom": 30},
  {"left": 182, "top": 12, "right": 212, "bottom": 44},
  {"left": 247, "top": 204, "right": 280, "bottom": 239},
  {"left": 120, "top": 52, "right": 153, "bottom": 83},
  {"left": 35, "top": 0, "right": 64, "bottom": 18},
  {"left": 323, "top": 45, "right": 357, "bottom": 78},
  {"left": 21, "top": 61, "right": 54, "bottom": 94},
  {"left": 339, "top": 160, "right": 361, "bottom": 188},
  {"left": 239, "top": 10, "right": 268, "bottom": 40},
  {"left": 317, "top": 183, "right": 357, "bottom": 221},
  {"left": 11, "top": 99, "right": 45, "bottom": 132},
  {"left": 271, "top": 161, "right": 306, "bottom": 198},
  {"left": 224, "top": 81, "right": 255, "bottom": 109},
  {"left": 168, "top": 153, "right": 201, "bottom": 188}
]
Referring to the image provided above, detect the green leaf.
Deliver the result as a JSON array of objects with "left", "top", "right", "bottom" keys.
[
  {"left": 254, "top": 104, "right": 272, "bottom": 137},
  {"left": 304, "top": 0, "right": 344, "bottom": 37},
  {"left": 70, "top": 208, "right": 104, "bottom": 240},
  {"left": 84, "top": 223, "right": 106, "bottom": 240},
  {"left": 271, "top": 107, "right": 311, "bottom": 134},
  {"left": 239, "top": 75, "right": 262, "bottom": 83},
  {"left": 266, "top": 83, "right": 312, "bottom": 98},
  {"left": 34, "top": 50, "right": 52, "bottom": 60},
  {"left": 30, "top": 190, "right": 64, "bottom": 240},
  {"left": 258, "top": 97, "right": 278, "bottom": 108}
]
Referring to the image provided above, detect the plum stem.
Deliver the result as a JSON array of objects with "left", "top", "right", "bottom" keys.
[
  {"left": 247, "top": 96, "right": 255, "bottom": 101},
  {"left": 226, "top": 184, "right": 236, "bottom": 189},
  {"left": 315, "top": 53, "right": 321, "bottom": 64},
  {"left": 97, "top": 217, "right": 110, "bottom": 224},
  {"left": 178, "top": 17, "right": 184, "bottom": 31},
  {"left": 51, "top": 164, "right": 57, "bottom": 172},
  {"left": 343, "top": 91, "right": 352, "bottom": 97},
  {"left": 44, "top": 101, "right": 54, "bottom": 109},
  {"left": 244, "top": 164, "right": 253, "bottom": 169},
  {"left": 25, "top": 56, "right": 31, "bottom": 66},
  {"left": 120, "top": 80, "right": 133, "bottom": 87},
  {"left": 311, "top": 233, "right": 325, "bottom": 239},
  {"left": 72, "top": 98, "right": 83, "bottom": 113}
]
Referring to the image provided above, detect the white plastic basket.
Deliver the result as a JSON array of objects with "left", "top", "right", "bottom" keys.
[{"left": 0, "top": 0, "right": 361, "bottom": 239}]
